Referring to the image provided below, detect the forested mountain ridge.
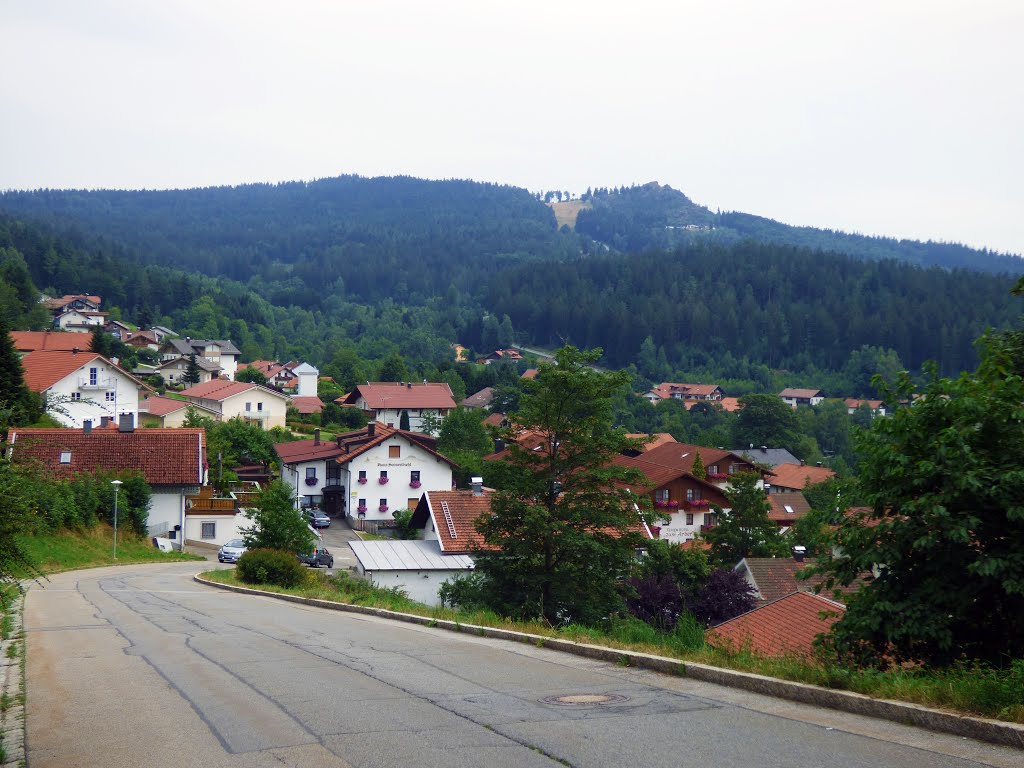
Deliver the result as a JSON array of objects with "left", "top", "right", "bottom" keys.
[
  {"left": 575, "top": 183, "right": 1024, "bottom": 275},
  {"left": 1, "top": 174, "right": 1021, "bottom": 387}
]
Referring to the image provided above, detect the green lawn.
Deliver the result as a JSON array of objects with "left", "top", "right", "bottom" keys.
[{"left": 19, "top": 525, "right": 203, "bottom": 575}]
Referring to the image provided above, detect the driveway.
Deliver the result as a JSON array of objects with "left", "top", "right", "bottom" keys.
[{"left": 23, "top": 563, "right": 1023, "bottom": 768}]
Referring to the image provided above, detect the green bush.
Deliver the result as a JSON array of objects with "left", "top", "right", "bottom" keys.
[{"left": 236, "top": 548, "right": 306, "bottom": 587}]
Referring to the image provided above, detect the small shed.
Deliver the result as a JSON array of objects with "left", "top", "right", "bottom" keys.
[{"left": 347, "top": 539, "right": 474, "bottom": 606}]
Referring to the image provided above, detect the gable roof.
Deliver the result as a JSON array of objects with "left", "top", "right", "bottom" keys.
[
  {"left": 179, "top": 379, "right": 290, "bottom": 402},
  {"left": 348, "top": 539, "right": 474, "bottom": 572},
  {"left": 20, "top": 350, "right": 149, "bottom": 393},
  {"left": 731, "top": 446, "right": 799, "bottom": 469},
  {"left": 139, "top": 395, "right": 214, "bottom": 418},
  {"left": 276, "top": 422, "right": 457, "bottom": 468},
  {"left": 769, "top": 463, "right": 836, "bottom": 490},
  {"left": 274, "top": 436, "right": 348, "bottom": 465},
  {"left": 736, "top": 557, "right": 825, "bottom": 604},
  {"left": 7, "top": 428, "right": 205, "bottom": 486},
  {"left": 411, "top": 489, "right": 497, "bottom": 554},
  {"left": 461, "top": 387, "right": 495, "bottom": 409},
  {"left": 156, "top": 355, "right": 220, "bottom": 373},
  {"left": 706, "top": 591, "right": 845, "bottom": 657},
  {"left": 341, "top": 382, "right": 457, "bottom": 410},
  {"left": 717, "top": 397, "right": 744, "bottom": 412},
  {"left": 164, "top": 338, "right": 241, "bottom": 357},
  {"left": 10, "top": 331, "right": 88, "bottom": 353},
  {"left": 844, "top": 398, "right": 884, "bottom": 409},
  {"left": 646, "top": 382, "right": 723, "bottom": 401},
  {"left": 43, "top": 294, "right": 101, "bottom": 310},
  {"left": 289, "top": 396, "right": 324, "bottom": 414},
  {"left": 624, "top": 433, "right": 678, "bottom": 452},
  {"left": 779, "top": 388, "right": 823, "bottom": 399},
  {"left": 766, "top": 492, "right": 811, "bottom": 523}
]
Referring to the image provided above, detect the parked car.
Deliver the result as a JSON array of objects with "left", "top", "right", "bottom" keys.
[
  {"left": 297, "top": 545, "right": 334, "bottom": 568},
  {"left": 304, "top": 508, "right": 331, "bottom": 528},
  {"left": 218, "top": 539, "right": 247, "bottom": 563}
]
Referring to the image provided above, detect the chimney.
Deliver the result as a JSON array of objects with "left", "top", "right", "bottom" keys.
[
  {"left": 100, "top": 416, "right": 109, "bottom": 428},
  {"left": 493, "top": 438, "right": 505, "bottom": 454},
  {"left": 760, "top": 445, "right": 767, "bottom": 452},
  {"left": 367, "top": 422, "right": 376, "bottom": 438},
  {"left": 792, "top": 545, "right": 807, "bottom": 563},
  {"left": 800, "top": 459, "right": 805, "bottom": 466},
  {"left": 407, "top": 382, "right": 412, "bottom": 389},
  {"left": 83, "top": 420, "right": 92, "bottom": 434},
  {"left": 471, "top": 477, "right": 483, "bottom": 496},
  {"left": 314, "top": 428, "right": 320, "bottom": 446},
  {"left": 816, "top": 461, "right": 823, "bottom": 468},
  {"left": 118, "top": 413, "right": 135, "bottom": 433},
  {"left": 72, "top": 347, "right": 80, "bottom": 355}
]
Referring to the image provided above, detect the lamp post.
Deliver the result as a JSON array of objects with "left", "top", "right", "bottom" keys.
[{"left": 111, "top": 479, "right": 123, "bottom": 560}]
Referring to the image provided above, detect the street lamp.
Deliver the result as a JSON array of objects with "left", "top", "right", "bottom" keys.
[{"left": 111, "top": 480, "right": 123, "bottom": 560}]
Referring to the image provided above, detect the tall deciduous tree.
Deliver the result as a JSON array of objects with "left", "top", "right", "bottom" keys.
[
  {"left": 814, "top": 329, "right": 1024, "bottom": 666},
  {"left": 731, "top": 393, "right": 800, "bottom": 453},
  {"left": 235, "top": 366, "right": 267, "bottom": 385},
  {"left": 703, "top": 471, "right": 785, "bottom": 566},
  {"left": 472, "top": 346, "right": 648, "bottom": 625}
]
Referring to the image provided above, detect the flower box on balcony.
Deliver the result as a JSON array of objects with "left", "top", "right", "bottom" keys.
[
  {"left": 357, "top": 477, "right": 367, "bottom": 484},
  {"left": 409, "top": 480, "right": 421, "bottom": 488},
  {"left": 378, "top": 477, "right": 389, "bottom": 485},
  {"left": 378, "top": 505, "right": 389, "bottom": 513},
  {"left": 668, "top": 500, "right": 679, "bottom": 508},
  {"left": 304, "top": 477, "right": 318, "bottom": 486},
  {"left": 708, "top": 473, "right": 728, "bottom": 481},
  {"left": 688, "top": 499, "right": 709, "bottom": 509}
]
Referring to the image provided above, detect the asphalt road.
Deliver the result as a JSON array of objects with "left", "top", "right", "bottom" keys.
[{"left": 24, "top": 563, "right": 1022, "bottom": 768}]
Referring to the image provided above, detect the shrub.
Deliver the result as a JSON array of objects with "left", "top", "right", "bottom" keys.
[
  {"left": 236, "top": 548, "right": 306, "bottom": 587},
  {"left": 690, "top": 568, "right": 758, "bottom": 626}
]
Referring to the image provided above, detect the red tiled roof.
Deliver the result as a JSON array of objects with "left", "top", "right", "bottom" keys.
[
  {"left": 20, "top": 350, "right": 149, "bottom": 393},
  {"left": 844, "top": 398, "right": 883, "bottom": 409},
  {"left": 461, "top": 387, "right": 495, "bottom": 408},
  {"left": 10, "top": 331, "right": 87, "bottom": 353},
  {"left": 520, "top": 368, "right": 539, "bottom": 380},
  {"left": 342, "top": 382, "right": 456, "bottom": 410},
  {"left": 767, "top": 492, "right": 811, "bottom": 523},
  {"left": 769, "top": 463, "right": 835, "bottom": 490},
  {"left": 7, "top": 428, "right": 205, "bottom": 486},
  {"left": 483, "top": 412, "right": 508, "bottom": 428},
  {"left": 779, "top": 388, "right": 823, "bottom": 399},
  {"left": 717, "top": 397, "right": 744, "bottom": 413},
  {"left": 139, "top": 395, "right": 193, "bottom": 417},
  {"left": 292, "top": 422, "right": 457, "bottom": 469},
  {"left": 706, "top": 591, "right": 845, "bottom": 657},
  {"left": 179, "top": 379, "right": 288, "bottom": 402},
  {"left": 738, "top": 557, "right": 826, "bottom": 604},
  {"left": 274, "top": 436, "right": 347, "bottom": 464},
  {"left": 647, "top": 382, "right": 722, "bottom": 400},
  {"left": 624, "top": 433, "right": 678, "bottom": 452},
  {"left": 420, "top": 489, "right": 497, "bottom": 554},
  {"left": 289, "top": 396, "right": 323, "bottom": 414}
]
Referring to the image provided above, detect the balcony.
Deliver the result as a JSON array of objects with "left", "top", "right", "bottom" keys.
[
  {"left": 78, "top": 375, "right": 115, "bottom": 390},
  {"left": 243, "top": 410, "right": 270, "bottom": 419}
]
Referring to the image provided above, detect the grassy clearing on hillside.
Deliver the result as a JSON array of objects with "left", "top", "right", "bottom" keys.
[
  {"left": 548, "top": 200, "right": 590, "bottom": 230},
  {"left": 202, "top": 568, "right": 1024, "bottom": 723},
  {"left": 18, "top": 525, "right": 202, "bottom": 575}
]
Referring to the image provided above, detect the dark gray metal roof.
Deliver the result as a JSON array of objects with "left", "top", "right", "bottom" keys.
[{"left": 729, "top": 446, "right": 800, "bottom": 469}]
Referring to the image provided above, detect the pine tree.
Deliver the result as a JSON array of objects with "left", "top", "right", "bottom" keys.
[
  {"left": 691, "top": 451, "right": 706, "bottom": 480},
  {"left": 183, "top": 354, "right": 202, "bottom": 386},
  {"left": 0, "top": 317, "right": 41, "bottom": 433}
]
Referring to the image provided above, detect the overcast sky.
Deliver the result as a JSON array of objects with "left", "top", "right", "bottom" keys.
[{"left": 2, "top": 1, "right": 1022, "bottom": 254}]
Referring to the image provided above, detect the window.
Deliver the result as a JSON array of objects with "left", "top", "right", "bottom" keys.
[
  {"left": 70, "top": 392, "right": 82, "bottom": 401},
  {"left": 358, "top": 470, "right": 366, "bottom": 482},
  {"left": 704, "top": 513, "right": 718, "bottom": 526},
  {"left": 379, "top": 470, "right": 388, "bottom": 482},
  {"left": 89, "top": 367, "right": 98, "bottom": 386},
  {"left": 379, "top": 498, "right": 388, "bottom": 507},
  {"left": 686, "top": 488, "right": 697, "bottom": 501},
  {"left": 410, "top": 470, "right": 420, "bottom": 483},
  {"left": 59, "top": 451, "right": 72, "bottom": 464},
  {"left": 686, "top": 513, "right": 694, "bottom": 525},
  {"left": 105, "top": 391, "right": 115, "bottom": 402},
  {"left": 655, "top": 489, "right": 669, "bottom": 503},
  {"left": 201, "top": 522, "right": 216, "bottom": 539},
  {"left": 245, "top": 402, "right": 252, "bottom": 412},
  {"left": 305, "top": 467, "right": 317, "bottom": 480},
  {"left": 708, "top": 464, "right": 718, "bottom": 475},
  {"left": 728, "top": 463, "right": 737, "bottom": 475},
  {"left": 257, "top": 402, "right": 263, "bottom": 412},
  {"left": 407, "top": 498, "right": 418, "bottom": 509},
  {"left": 389, "top": 445, "right": 401, "bottom": 458}
]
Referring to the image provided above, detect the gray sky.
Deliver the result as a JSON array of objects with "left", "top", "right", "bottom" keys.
[{"left": 2, "top": 1, "right": 1022, "bottom": 254}]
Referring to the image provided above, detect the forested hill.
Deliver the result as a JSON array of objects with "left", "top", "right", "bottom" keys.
[
  {"left": 575, "top": 183, "right": 1024, "bottom": 275},
  {"left": 0, "top": 176, "right": 577, "bottom": 308}
]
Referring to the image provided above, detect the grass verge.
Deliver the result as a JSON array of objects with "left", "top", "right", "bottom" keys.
[
  {"left": 18, "top": 524, "right": 203, "bottom": 575},
  {"left": 201, "top": 569, "right": 1024, "bottom": 724}
]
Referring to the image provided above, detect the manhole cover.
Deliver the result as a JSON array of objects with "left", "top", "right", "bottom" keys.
[{"left": 541, "top": 693, "right": 630, "bottom": 706}]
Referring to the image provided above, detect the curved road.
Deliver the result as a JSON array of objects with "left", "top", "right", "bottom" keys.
[{"left": 24, "top": 564, "right": 1021, "bottom": 768}]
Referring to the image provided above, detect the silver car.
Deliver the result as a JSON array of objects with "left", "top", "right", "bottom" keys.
[{"left": 218, "top": 538, "right": 247, "bottom": 563}]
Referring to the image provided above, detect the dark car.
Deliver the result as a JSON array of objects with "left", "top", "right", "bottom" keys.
[
  {"left": 304, "top": 508, "right": 331, "bottom": 528},
  {"left": 297, "top": 545, "right": 334, "bottom": 568}
]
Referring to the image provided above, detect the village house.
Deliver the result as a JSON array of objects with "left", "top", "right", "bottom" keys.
[
  {"left": 767, "top": 462, "right": 835, "bottom": 494},
  {"left": 42, "top": 293, "right": 101, "bottom": 315},
  {"left": 479, "top": 348, "right": 523, "bottom": 364},
  {"left": 338, "top": 381, "right": 456, "bottom": 433},
  {"left": 642, "top": 382, "right": 724, "bottom": 405},
  {"left": 766, "top": 491, "right": 811, "bottom": 530},
  {"left": 287, "top": 362, "right": 323, "bottom": 415},
  {"left": 20, "top": 349, "right": 149, "bottom": 428},
  {"left": 52, "top": 308, "right": 108, "bottom": 333},
  {"left": 148, "top": 355, "right": 220, "bottom": 387},
  {"left": 178, "top": 379, "right": 291, "bottom": 429},
  {"left": 779, "top": 388, "right": 825, "bottom": 408},
  {"left": 5, "top": 426, "right": 207, "bottom": 542},
  {"left": 461, "top": 387, "right": 495, "bottom": 409},
  {"left": 182, "top": 484, "right": 255, "bottom": 548},
  {"left": 275, "top": 422, "right": 457, "bottom": 523},
  {"left": 730, "top": 445, "right": 800, "bottom": 469},
  {"left": 243, "top": 359, "right": 299, "bottom": 389},
  {"left": 844, "top": 398, "right": 887, "bottom": 417},
  {"left": 139, "top": 395, "right": 219, "bottom": 428},
  {"left": 160, "top": 337, "right": 241, "bottom": 380},
  {"left": 347, "top": 539, "right": 475, "bottom": 606}
]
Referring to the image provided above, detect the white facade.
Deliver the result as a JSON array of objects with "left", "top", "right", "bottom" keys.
[
  {"left": 344, "top": 439, "right": 453, "bottom": 524},
  {"left": 184, "top": 513, "right": 245, "bottom": 547},
  {"left": 294, "top": 363, "right": 319, "bottom": 397},
  {"left": 53, "top": 309, "right": 105, "bottom": 331},
  {"left": 348, "top": 540, "right": 473, "bottom": 606},
  {"left": 280, "top": 457, "right": 342, "bottom": 511},
  {"left": 44, "top": 362, "right": 143, "bottom": 428},
  {"left": 355, "top": 401, "right": 447, "bottom": 433},
  {"left": 187, "top": 389, "right": 289, "bottom": 429}
]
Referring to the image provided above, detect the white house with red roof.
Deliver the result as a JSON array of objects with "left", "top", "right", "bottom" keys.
[
  {"left": 779, "top": 388, "right": 825, "bottom": 408},
  {"left": 5, "top": 426, "right": 206, "bottom": 543},
  {"left": 642, "top": 382, "right": 724, "bottom": 405},
  {"left": 179, "top": 379, "right": 291, "bottom": 429},
  {"left": 339, "top": 382, "right": 456, "bottom": 433},
  {"left": 52, "top": 308, "right": 108, "bottom": 333},
  {"left": 274, "top": 422, "right": 457, "bottom": 522},
  {"left": 20, "top": 349, "right": 149, "bottom": 428},
  {"left": 139, "top": 395, "right": 219, "bottom": 428}
]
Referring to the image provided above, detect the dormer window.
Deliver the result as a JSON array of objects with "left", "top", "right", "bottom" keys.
[{"left": 59, "top": 451, "right": 72, "bottom": 464}]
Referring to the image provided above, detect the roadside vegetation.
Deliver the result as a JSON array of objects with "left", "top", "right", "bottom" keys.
[{"left": 17, "top": 525, "right": 201, "bottom": 575}]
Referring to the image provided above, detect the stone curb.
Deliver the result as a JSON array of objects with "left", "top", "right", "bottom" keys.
[
  {"left": 1, "top": 589, "right": 26, "bottom": 768},
  {"left": 194, "top": 574, "right": 1024, "bottom": 750}
]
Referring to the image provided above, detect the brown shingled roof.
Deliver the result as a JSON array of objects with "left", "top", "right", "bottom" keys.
[
  {"left": 179, "top": 379, "right": 289, "bottom": 402},
  {"left": 7, "top": 428, "right": 205, "bottom": 486},
  {"left": 769, "top": 463, "right": 836, "bottom": 490},
  {"left": 341, "top": 382, "right": 456, "bottom": 410},
  {"left": 766, "top": 492, "right": 811, "bottom": 523},
  {"left": 706, "top": 591, "right": 845, "bottom": 657}
]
